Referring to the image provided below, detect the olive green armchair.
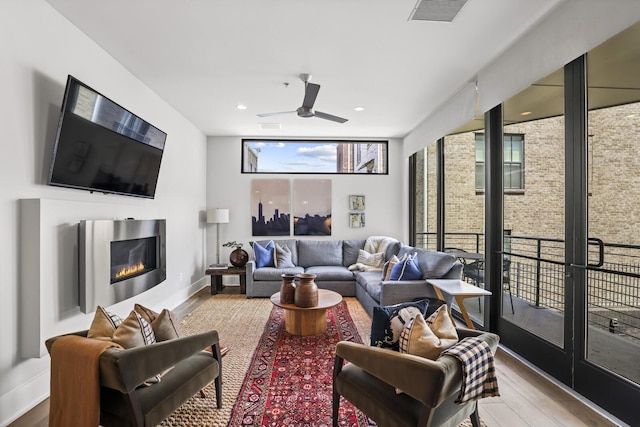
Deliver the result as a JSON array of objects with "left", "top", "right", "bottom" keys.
[
  {"left": 333, "top": 328, "right": 500, "bottom": 427},
  {"left": 45, "top": 329, "right": 222, "bottom": 427}
]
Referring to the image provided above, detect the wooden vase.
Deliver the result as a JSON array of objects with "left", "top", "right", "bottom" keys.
[
  {"left": 229, "top": 248, "right": 249, "bottom": 267},
  {"left": 280, "top": 273, "right": 296, "bottom": 304},
  {"left": 294, "top": 273, "right": 318, "bottom": 308}
]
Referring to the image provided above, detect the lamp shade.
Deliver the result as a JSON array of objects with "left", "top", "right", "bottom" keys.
[{"left": 207, "top": 208, "right": 230, "bottom": 224}]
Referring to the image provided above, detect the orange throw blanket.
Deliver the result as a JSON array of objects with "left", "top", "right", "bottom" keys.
[{"left": 49, "top": 335, "right": 122, "bottom": 427}]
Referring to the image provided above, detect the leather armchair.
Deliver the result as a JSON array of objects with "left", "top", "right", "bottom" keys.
[
  {"left": 46, "top": 329, "right": 222, "bottom": 427},
  {"left": 333, "top": 328, "right": 499, "bottom": 427}
]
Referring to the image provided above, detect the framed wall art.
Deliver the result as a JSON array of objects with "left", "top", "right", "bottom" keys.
[
  {"left": 251, "top": 179, "right": 291, "bottom": 236},
  {"left": 349, "top": 213, "right": 365, "bottom": 228},
  {"left": 293, "top": 179, "right": 332, "bottom": 235},
  {"left": 349, "top": 195, "right": 365, "bottom": 211}
]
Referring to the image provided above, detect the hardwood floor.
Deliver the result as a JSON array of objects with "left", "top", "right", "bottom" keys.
[{"left": 9, "top": 285, "right": 627, "bottom": 427}]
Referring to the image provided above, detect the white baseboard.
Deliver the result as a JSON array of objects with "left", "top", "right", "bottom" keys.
[{"left": 0, "top": 370, "right": 49, "bottom": 427}]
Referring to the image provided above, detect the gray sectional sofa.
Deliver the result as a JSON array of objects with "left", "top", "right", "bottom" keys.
[{"left": 246, "top": 238, "right": 463, "bottom": 316}]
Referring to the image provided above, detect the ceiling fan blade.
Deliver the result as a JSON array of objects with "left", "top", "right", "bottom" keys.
[
  {"left": 256, "top": 110, "right": 296, "bottom": 118},
  {"left": 314, "top": 110, "right": 349, "bottom": 123},
  {"left": 301, "top": 83, "right": 320, "bottom": 109}
]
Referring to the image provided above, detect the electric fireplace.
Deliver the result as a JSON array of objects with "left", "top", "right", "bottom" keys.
[{"left": 79, "top": 219, "right": 166, "bottom": 313}]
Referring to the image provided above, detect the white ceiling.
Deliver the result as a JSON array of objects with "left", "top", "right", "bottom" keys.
[{"left": 45, "top": 0, "right": 562, "bottom": 139}]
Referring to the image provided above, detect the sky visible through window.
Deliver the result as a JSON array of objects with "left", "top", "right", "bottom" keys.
[{"left": 246, "top": 140, "right": 339, "bottom": 173}]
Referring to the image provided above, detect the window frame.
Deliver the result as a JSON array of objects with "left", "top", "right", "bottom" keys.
[{"left": 475, "top": 133, "right": 525, "bottom": 192}]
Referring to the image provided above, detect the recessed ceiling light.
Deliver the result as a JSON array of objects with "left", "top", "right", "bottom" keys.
[
  {"left": 626, "top": 114, "right": 637, "bottom": 118},
  {"left": 354, "top": 106, "right": 365, "bottom": 112},
  {"left": 236, "top": 104, "right": 247, "bottom": 110},
  {"left": 520, "top": 111, "right": 532, "bottom": 116}
]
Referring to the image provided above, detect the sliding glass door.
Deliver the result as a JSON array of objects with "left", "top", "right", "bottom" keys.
[
  {"left": 409, "top": 21, "right": 640, "bottom": 425},
  {"left": 575, "top": 22, "right": 640, "bottom": 419}
]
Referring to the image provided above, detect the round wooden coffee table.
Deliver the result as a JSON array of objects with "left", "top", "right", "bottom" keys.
[{"left": 270, "top": 289, "right": 343, "bottom": 336}]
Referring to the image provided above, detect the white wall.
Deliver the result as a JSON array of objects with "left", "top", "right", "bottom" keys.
[
  {"left": 0, "top": 2, "right": 208, "bottom": 424},
  {"left": 206, "top": 136, "right": 407, "bottom": 271}
]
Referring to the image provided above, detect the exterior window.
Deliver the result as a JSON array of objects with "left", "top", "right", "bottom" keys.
[{"left": 475, "top": 133, "right": 524, "bottom": 190}]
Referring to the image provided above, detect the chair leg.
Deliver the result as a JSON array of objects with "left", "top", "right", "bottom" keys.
[{"left": 214, "top": 375, "right": 222, "bottom": 409}]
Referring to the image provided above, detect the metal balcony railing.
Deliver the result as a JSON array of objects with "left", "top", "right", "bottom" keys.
[{"left": 416, "top": 231, "right": 640, "bottom": 341}]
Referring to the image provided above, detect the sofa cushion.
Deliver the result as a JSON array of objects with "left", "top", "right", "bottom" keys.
[
  {"left": 397, "top": 245, "right": 457, "bottom": 279},
  {"left": 298, "top": 240, "right": 343, "bottom": 267},
  {"left": 254, "top": 239, "right": 299, "bottom": 266},
  {"left": 305, "top": 265, "right": 355, "bottom": 281},
  {"left": 253, "top": 240, "right": 275, "bottom": 268},
  {"left": 275, "top": 243, "right": 296, "bottom": 268},
  {"left": 389, "top": 253, "right": 422, "bottom": 280},
  {"left": 353, "top": 271, "right": 384, "bottom": 301},
  {"left": 384, "top": 241, "right": 402, "bottom": 261},
  {"left": 342, "top": 239, "right": 366, "bottom": 266},
  {"left": 370, "top": 299, "right": 431, "bottom": 350},
  {"left": 253, "top": 266, "right": 305, "bottom": 281}
]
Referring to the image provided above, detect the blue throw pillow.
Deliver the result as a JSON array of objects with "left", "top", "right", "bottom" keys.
[
  {"left": 389, "top": 253, "right": 422, "bottom": 280},
  {"left": 370, "top": 299, "right": 430, "bottom": 350},
  {"left": 253, "top": 240, "right": 275, "bottom": 268}
]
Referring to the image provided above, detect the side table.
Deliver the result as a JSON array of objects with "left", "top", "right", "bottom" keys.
[
  {"left": 206, "top": 266, "right": 247, "bottom": 295},
  {"left": 427, "top": 279, "right": 491, "bottom": 329},
  {"left": 270, "top": 289, "right": 343, "bottom": 336}
]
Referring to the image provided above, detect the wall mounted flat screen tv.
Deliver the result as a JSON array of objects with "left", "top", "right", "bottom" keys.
[{"left": 48, "top": 75, "right": 167, "bottom": 199}]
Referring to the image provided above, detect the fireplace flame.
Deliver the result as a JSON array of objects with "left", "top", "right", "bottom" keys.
[{"left": 115, "top": 261, "right": 145, "bottom": 279}]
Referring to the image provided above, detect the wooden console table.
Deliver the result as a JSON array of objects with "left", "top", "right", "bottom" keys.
[{"left": 206, "top": 266, "right": 246, "bottom": 295}]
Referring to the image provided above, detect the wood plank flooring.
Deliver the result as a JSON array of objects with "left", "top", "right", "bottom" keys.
[{"left": 9, "top": 285, "right": 627, "bottom": 427}]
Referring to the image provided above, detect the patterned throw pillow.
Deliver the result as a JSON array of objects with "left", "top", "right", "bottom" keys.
[
  {"left": 399, "top": 305, "right": 459, "bottom": 359},
  {"left": 370, "top": 299, "right": 430, "bottom": 350},
  {"left": 253, "top": 240, "right": 275, "bottom": 268},
  {"left": 134, "top": 303, "right": 183, "bottom": 341},
  {"left": 275, "top": 243, "right": 296, "bottom": 268},
  {"left": 87, "top": 306, "right": 123, "bottom": 340},
  {"left": 382, "top": 255, "right": 401, "bottom": 281},
  {"left": 389, "top": 253, "right": 422, "bottom": 280},
  {"left": 134, "top": 303, "right": 158, "bottom": 323}
]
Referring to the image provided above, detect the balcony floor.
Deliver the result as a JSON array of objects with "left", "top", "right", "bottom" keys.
[{"left": 460, "top": 293, "right": 640, "bottom": 385}]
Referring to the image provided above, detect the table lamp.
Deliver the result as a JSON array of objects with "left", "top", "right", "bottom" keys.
[{"left": 207, "top": 208, "right": 230, "bottom": 267}]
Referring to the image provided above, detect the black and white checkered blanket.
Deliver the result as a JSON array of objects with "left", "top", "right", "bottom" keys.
[{"left": 442, "top": 336, "right": 500, "bottom": 403}]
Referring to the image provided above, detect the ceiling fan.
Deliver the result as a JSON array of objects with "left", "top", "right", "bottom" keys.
[{"left": 257, "top": 74, "right": 348, "bottom": 123}]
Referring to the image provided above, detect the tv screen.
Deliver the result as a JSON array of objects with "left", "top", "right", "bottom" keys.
[{"left": 48, "top": 75, "right": 167, "bottom": 199}]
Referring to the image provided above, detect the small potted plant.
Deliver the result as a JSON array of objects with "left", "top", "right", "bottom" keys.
[{"left": 223, "top": 241, "right": 249, "bottom": 267}]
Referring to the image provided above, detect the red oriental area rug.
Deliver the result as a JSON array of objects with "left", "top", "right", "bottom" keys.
[{"left": 227, "top": 301, "right": 375, "bottom": 427}]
